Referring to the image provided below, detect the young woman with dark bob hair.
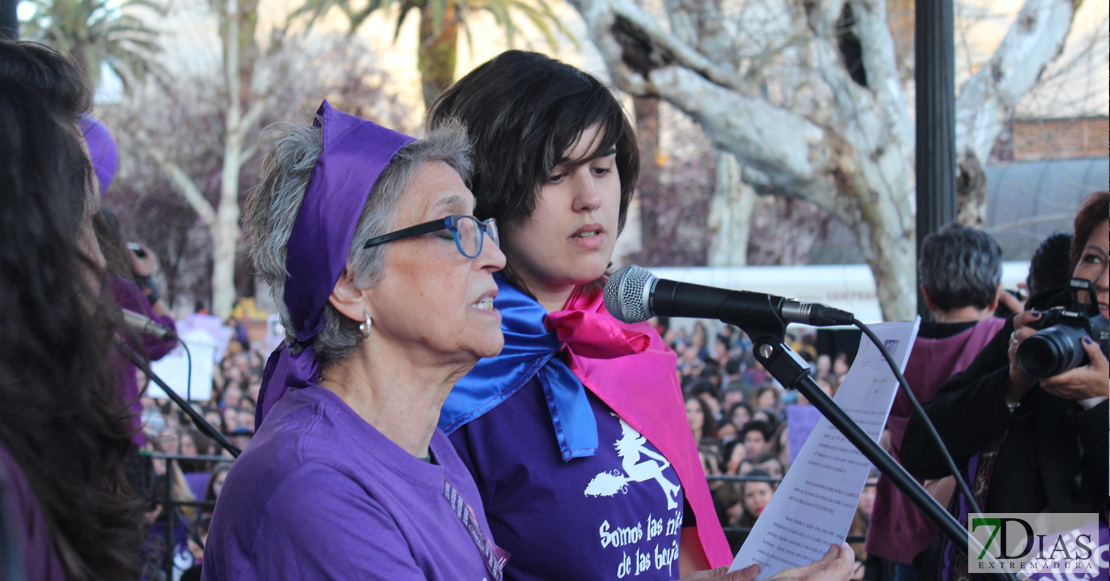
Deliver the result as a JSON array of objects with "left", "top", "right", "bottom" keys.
[{"left": 430, "top": 50, "right": 853, "bottom": 581}]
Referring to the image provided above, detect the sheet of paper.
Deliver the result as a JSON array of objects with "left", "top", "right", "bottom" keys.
[
  {"left": 729, "top": 319, "right": 921, "bottom": 578},
  {"left": 148, "top": 329, "right": 219, "bottom": 401}
]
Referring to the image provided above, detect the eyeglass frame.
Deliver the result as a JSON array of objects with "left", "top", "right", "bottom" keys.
[{"left": 363, "top": 214, "right": 499, "bottom": 258}]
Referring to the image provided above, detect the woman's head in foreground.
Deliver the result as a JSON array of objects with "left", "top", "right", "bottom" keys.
[
  {"left": 0, "top": 39, "right": 141, "bottom": 580},
  {"left": 246, "top": 108, "right": 505, "bottom": 371}
]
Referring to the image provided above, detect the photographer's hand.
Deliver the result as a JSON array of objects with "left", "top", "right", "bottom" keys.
[
  {"left": 1039, "top": 337, "right": 1109, "bottom": 401},
  {"left": 1004, "top": 311, "right": 1042, "bottom": 403}
]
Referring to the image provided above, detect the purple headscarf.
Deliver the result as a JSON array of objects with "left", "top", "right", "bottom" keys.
[
  {"left": 80, "top": 115, "right": 119, "bottom": 195},
  {"left": 255, "top": 101, "right": 415, "bottom": 429}
]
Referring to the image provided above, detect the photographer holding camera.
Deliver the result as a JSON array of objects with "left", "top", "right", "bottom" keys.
[{"left": 902, "top": 190, "right": 1107, "bottom": 581}]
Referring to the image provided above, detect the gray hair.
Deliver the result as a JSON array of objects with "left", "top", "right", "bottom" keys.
[
  {"left": 244, "top": 118, "right": 472, "bottom": 366},
  {"left": 917, "top": 223, "right": 1003, "bottom": 312}
]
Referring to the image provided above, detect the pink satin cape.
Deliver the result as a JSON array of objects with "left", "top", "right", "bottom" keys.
[{"left": 546, "top": 285, "right": 733, "bottom": 568}]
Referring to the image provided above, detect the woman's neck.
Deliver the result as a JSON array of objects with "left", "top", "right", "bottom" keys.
[
  {"left": 532, "top": 286, "right": 576, "bottom": 313},
  {"left": 317, "top": 338, "right": 473, "bottom": 458},
  {"left": 932, "top": 305, "right": 994, "bottom": 324},
  {"left": 515, "top": 274, "right": 578, "bottom": 313}
]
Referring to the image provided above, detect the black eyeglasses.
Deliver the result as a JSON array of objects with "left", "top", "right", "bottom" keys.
[{"left": 364, "top": 215, "right": 499, "bottom": 258}]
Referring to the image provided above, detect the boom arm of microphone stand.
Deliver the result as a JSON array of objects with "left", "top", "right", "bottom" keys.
[
  {"left": 729, "top": 320, "right": 1015, "bottom": 581},
  {"left": 115, "top": 338, "right": 242, "bottom": 458}
]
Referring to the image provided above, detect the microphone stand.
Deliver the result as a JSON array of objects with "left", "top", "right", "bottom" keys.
[
  {"left": 730, "top": 316, "right": 1013, "bottom": 581},
  {"left": 116, "top": 337, "right": 242, "bottom": 458}
]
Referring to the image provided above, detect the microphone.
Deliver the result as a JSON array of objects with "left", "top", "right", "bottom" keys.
[
  {"left": 604, "top": 265, "right": 855, "bottom": 327},
  {"left": 121, "top": 309, "right": 178, "bottom": 340}
]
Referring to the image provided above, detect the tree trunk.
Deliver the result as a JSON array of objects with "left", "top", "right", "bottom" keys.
[
  {"left": 634, "top": 95, "right": 661, "bottom": 250},
  {"left": 953, "top": 0, "right": 1074, "bottom": 225},
  {"left": 566, "top": 0, "right": 1074, "bottom": 322},
  {"left": 887, "top": 0, "right": 915, "bottom": 79},
  {"left": 707, "top": 151, "right": 756, "bottom": 267},
  {"left": 236, "top": 0, "right": 261, "bottom": 107},
  {"left": 956, "top": 151, "right": 987, "bottom": 227},
  {"left": 210, "top": 212, "right": 240, "bottom": 318},
  {"left": 418, "top": 2, "right": 459, "bottom": 109},
  {"left": 212, "top": 0, "right": 245, "bottom": 318},
  {"left": 851, "top": 206, "right": 917, "bottom": 323}
]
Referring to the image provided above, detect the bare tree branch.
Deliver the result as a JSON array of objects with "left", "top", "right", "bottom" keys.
[
  {"left": 852, "top": 0, "right": 913, "bottom": 141},
  {"left": 239, "top": 141, "right": 261, "bottom": 170},
  {"left": 955, "top": 0, "right": 1075, "bottom": 163},
  {"left": 808, "top": 0, "right": 848, "bottom": 34},
  {"left": 240, "top": 99, "right": 267, "bottom": 137},
  {"left": 583, "top": 0, "right": 747, "bottom": 93},
  {"left": 135, "top": 132, "right": 218, "bottom": 228},
  {"left": 650, "top": 66, "right": 840, "bottom": 205},
  {"left": 663, "top": 0, "right": 731, "bottom": 66}
]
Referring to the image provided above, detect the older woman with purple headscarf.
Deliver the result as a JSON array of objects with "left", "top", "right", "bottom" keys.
[{"left": 202, "top": 102, "right": 508, "bottom": 580}]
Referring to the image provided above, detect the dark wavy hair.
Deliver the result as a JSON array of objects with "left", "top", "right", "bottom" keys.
[
  {"left": 93, "top": 206, "right": 138, "bottom": 279},
  {"left": 1026, "top": 232, "right": 1072, "bottom": 298},
  {"left": 735, "top": 469, "right": 775, "bottom": 529},
  {"left": 1069, "top": 191, "right": 1109, "bottom": 277},
  {"left": 0, "top": 40, "right": 142, "bottom": 580},
  {"left": 685, "top": 394, "right": 718, "bottom": 440},
  {"left": 426, "top": 50, "right": 640, "bottom": 295}
]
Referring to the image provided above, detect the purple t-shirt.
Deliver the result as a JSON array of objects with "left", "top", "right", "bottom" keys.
[
  {"left": 111, "top": 277, "right": 177, "bottom": 447},
  {"left": 450, "top": 378, "right": 687, "bottom": 580},
  {"left": 202, "top": 385, "right": 502, "bottom": 581},
  {"left": 0, "top": 444, "right": 66, "bottom": 581}
]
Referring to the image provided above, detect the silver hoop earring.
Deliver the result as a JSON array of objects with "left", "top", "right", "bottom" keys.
[{"left": 359, "top": 313, "right": 372, "bottom": 339}]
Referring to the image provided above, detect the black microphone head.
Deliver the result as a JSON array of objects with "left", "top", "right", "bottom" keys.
[{"left": 604, "top": 265, "right": 656, "bottom": 323}]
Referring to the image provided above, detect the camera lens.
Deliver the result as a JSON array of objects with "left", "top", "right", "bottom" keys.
[{"left": 1016, "top": 325, "right": 1088, "bottom": 379}]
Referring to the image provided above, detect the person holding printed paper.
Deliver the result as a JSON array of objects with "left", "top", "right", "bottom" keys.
[
  {"left": 429, "top": 50, "right": 855, "bottom": 581},
  {"left": 902, "top": 191, "right": 1109, "bottom": 580},
  {"left": 203, "top": 103, "right": 510, "bottom": 580}
]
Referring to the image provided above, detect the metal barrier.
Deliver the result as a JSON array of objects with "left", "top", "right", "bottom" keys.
[
  {"left": 144, "top": 459, "right": 873, "bottom": 577},
  {"left": 705, "top": 474, "right": 872, "bottom": 549},
  {"left": 148, "top": 452, "right": 234, "bottom": 580}
]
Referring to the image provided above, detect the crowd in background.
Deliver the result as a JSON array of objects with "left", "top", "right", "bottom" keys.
[
  {"left": 5, "top": 35, "right": 1103, "bottom": 581},
  {"left": 132, "top": 203, "right": 1103, "bottom": 581},
  {"left": 655, "top": 320, "right": 880, "bottom": 578},
  {"left": 134, "top": 322, "right": 264, "bottom": 580},
  {"left": 130, "top": 311, "right": 880, "bottom": 578}
]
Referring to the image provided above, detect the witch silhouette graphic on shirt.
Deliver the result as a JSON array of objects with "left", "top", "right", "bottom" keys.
[{"left": 585, "top": 415, "right": 682, "bottom": 509}]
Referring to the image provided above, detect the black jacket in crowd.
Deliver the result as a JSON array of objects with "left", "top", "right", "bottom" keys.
[{"left": 902, "top": 292, "right": 1108, "bottom": 515}]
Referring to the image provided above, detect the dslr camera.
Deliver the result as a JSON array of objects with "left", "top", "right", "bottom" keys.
[{"left": 1017, "top": 278, "right": 1110, "bottom": 380}]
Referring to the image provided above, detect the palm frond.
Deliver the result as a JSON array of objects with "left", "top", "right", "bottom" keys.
[
  {"left": 345, "top": 0, "right": 388, "bottom": 35},
  {"left": 528, "top": 0, "right": 576, "bottom": 49},
  {"left": 391, "top": 0, "right": 419, "bottom": 43},
  {"left": 458, "top": 15, "right": 475, "bottom": 54},
  {"left": 22, "top": 0, "right": 166, "bottom": 93},
  {"left": 510, "top": 3, "right": 558, "bottom": 50}
]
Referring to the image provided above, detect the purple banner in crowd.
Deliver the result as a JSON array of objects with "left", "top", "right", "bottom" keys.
[{"left": 786, "top": 405, "right": 823, "bottom": 465}]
